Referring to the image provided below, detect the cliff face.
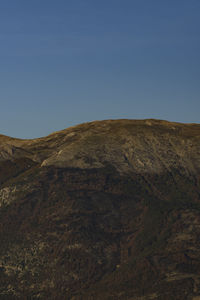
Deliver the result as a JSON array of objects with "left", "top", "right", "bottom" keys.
[{"left": 0, "top": 119, "right": 200, "bottom": 299}]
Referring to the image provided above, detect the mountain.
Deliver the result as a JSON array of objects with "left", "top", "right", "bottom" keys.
[{"left": 0, "top": 119, "right": 200, "bottom": 299}]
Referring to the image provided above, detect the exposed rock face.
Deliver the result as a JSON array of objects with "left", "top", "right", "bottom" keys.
[{"left": 0, "top": 119, "right": 200, "bottom": 299}]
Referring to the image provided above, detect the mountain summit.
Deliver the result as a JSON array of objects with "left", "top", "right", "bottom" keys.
[{"left": 0, "top": 119, "right": 200, "bottom": 299}]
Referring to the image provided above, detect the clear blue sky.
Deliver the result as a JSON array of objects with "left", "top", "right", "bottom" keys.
[{"left": 0, "top": 0, "right": 200, "bottom": 138}]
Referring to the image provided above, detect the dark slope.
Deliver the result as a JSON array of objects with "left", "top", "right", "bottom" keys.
[{"left": 0, "top": 119, "right": 200, "bottom": 299}]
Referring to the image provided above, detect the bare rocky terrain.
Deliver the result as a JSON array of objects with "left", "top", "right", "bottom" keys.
[{"left": 0, "top": 119, "right": 200, "bottom": 299}]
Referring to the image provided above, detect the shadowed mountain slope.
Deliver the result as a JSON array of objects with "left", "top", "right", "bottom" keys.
[{"left": 0, "top": 119, "right": 200, "bottom": 299}]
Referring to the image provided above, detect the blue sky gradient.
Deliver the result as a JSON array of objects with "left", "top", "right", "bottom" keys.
[{"left": 0, "top": 0, "right": 200, "bottom": 138}]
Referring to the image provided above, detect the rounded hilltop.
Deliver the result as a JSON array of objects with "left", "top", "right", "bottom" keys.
[{"left": 0, "top": 118, "right": 200, "bottom": 175}]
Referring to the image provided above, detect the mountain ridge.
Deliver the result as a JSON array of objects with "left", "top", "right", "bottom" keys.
[
  {"left": 1, "top": 118, "right": 200, "bottom": 140},
  {"left": 1, "top": 118, "right": 200, "bottom": 170}
]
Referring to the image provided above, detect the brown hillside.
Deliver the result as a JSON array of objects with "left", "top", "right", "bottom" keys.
[{"left": 0, "top": 119, "right": 200, "bottom": 299}]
